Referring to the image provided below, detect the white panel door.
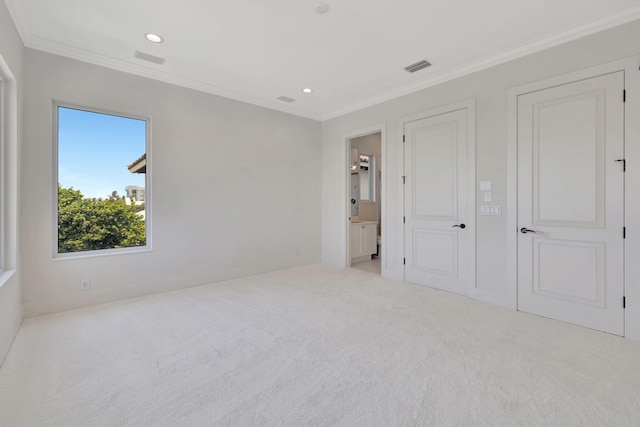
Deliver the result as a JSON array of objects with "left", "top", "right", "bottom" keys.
[
  {"left": 404, "top": 108, "right": 470, "bottom": 294},
  {"left": 517, "top": 71, "right": 625, "bottom": 335}
]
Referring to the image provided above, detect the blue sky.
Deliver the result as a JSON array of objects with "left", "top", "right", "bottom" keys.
[{"left": 58, "top": 107, "right": 146, "bottom": 199}]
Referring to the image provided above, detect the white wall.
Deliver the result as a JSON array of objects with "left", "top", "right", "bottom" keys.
[
  {"left": 7, "top": 11, "right": 640, "bottom": 340},
  {"left": 322, "top": 20, "right": 640, "bottom": 297},
  {"left": 21, "top": 49, "right": 322, "bottom": 316},
  {"left": 0, "top": 0, "right": 23, "bottom": 364}
]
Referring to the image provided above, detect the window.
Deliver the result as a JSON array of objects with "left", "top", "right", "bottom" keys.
[
  {"left": 0, "top": 55, "right": 19, "bottom": 275},
  {"left": 0, "top": 76, "right": 4, "bottom": 269},
  {"left": 55, "top": 105, "right": 150, "bottom": 256}
]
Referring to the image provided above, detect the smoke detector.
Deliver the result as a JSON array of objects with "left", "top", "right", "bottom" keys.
[{"left": 315, "top": 3, "right": 330, "bottom": 14}]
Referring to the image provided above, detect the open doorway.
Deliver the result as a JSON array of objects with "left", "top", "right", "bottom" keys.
[{"left": 348, "top": 131, "right": 382, "bottom": 275}]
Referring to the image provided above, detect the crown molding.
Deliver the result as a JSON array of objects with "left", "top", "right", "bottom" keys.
[
  {"left": 321, "top": 4, "right": 640, "bottom": 121},
  {"left": 22, "top": 36, "right": 322, "bottom": 121},
  {"left": 3, "top": 0, "right": 31, "bottom": 46},
  {"left": 6, "top": 0, "right": 640, "bottom": 122}
]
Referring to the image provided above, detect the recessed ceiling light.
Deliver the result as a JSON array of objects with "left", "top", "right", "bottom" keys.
[
  {"left": 315, "top": 2, "right": 330, "bottom": 14},
  {"left": 145, "top": 33, "right": 164, "bottom": 43},
  {"left": 302, "top": 88, "right": 313, "bottom": 94}
]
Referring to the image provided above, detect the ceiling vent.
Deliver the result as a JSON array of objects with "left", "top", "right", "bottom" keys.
[
  {"left": 404, "top": 59, "right": 431, "bottom": 73},
  {"left": 277, "top": 96, "right": 296, "bottom": 103},
  {"left": 134, "top": 51, "right": 166, "bottom": 65}
]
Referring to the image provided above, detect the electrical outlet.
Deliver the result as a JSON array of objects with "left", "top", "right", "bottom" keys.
[{"left": 80, "top": 279, "right": 91, "bottom": 290}]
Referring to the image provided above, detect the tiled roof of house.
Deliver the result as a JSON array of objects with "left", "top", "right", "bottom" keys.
[{"left": 128, "top": 153, "right": 146, "bottom": 174}]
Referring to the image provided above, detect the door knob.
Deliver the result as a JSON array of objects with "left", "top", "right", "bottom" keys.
[
  {"left": 452, "top": 224, "right": 466, "bottom": 229},
  {"left": 520, "top": 227, "right": 537, "bottom": 234},
  {"left": 351, "top": 198, "right": 356, "bottom": 205}
]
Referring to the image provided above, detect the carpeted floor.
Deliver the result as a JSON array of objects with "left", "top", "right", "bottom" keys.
[{"left": 1, "top": 263, "right": 640, "bottom": 426}]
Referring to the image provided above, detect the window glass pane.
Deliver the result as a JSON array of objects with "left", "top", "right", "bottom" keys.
[{"left": 57, "top": 106, "right": 147, "bottom": 254}]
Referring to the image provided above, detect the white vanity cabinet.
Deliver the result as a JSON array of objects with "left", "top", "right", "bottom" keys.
[{"left": 350, "top": 221, "right": 377, "bottom": 263}]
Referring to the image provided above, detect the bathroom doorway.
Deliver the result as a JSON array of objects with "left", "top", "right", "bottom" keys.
[{"left": 348, "top": 130, "right": 382, "bottom": 275}]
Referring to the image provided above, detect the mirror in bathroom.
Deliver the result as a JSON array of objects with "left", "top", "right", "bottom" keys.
[
  {"left": 351, "top": 174, "right": 359, "bottom": 216},
  {"left": 359, "top": 153, "right": 375, "bottom": 202},
  {"left": 350, "top": 147, "right": 359, "bottom": 216}
]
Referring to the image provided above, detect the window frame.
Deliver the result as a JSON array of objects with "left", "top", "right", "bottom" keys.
[
  {"left": 0, "top": 54, "right": 18, "bottom": 282},
  {"left": 52, "top": 101, "right": 152, "bottom": 260},
  {"left": 0, "top": 76, "right": 4, "bottom": 270}
]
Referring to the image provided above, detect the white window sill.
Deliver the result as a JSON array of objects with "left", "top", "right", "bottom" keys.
[
  {"left": 53, "top": 246, "right": 152, "bottom": 261},
  {"left": 0, "top": 269, "right": 17, "bottom": 289}
]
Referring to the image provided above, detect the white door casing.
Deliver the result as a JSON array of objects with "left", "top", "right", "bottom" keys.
[
  {"left": 343, "top": 124, "right": 388, "bottom": 272},
  {"left": 403, "top": 101, "right": 475, "bottom": 295},
  {"left": 516, "top": 71, "right": 625, "bottom": 335}
]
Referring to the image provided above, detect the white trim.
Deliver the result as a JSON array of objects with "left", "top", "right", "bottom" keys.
[
  {"left": 0, "top": 53, "right": 18, "bottom": 279},
  {"left": 506, "top": 85, "right": 519, "bottom": 310},
  {"left": 53, "top": 247, "right": 153, "bottom": 261},
  {"left": 52, "top": 102, "right": 152, "bottom": 259},
  {"left": 2, "top": 0, "right": 29, "bottom": 46},
  {"left": 622, "top": 57, "right": 640, "bottom": 341},
  {"left": 398, "top": 117, "right": 406, "bottom": 280},
  {"left": 343, "top": 124, "right": 386, "bottom": 272},
  {"left": 7, "top": 0, "right": 640, "bottom": 122},
  {"left": 506, "top": 56, "right": 640, "bottom": 338},
  {"left": 0, "top": 304, "right": 22, "bottom": 367},
  {"left": 26, "top": 36, "right": 322, "bottom": 122},
  {"left": 322, "top": 4, "right": 640, "bottom": 121},
  {"left": 399, "top": 98, "right": 477, "bottom": 295},
  {"left": 0, "top": 74, "right": 4, "bottom": 269}
]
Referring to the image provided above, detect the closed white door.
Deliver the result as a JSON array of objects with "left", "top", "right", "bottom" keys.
[
  {"left": 404, "top": 108, "right": 471, "bottom": 295},
  {"left": 517, "top": 71, "right": 625, "bottom": 335}
]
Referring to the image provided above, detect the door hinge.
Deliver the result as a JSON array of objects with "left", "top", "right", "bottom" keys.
[
  {"left": 623, "top": 296, "right": 626, "bottom": 309},
  {"left": 403, "top": 258, "right": 406, "bottom": 265},
  {"left": 623, "top": 227, "right": 626, "bottom": 239},
  {"left": 616, "top": 159, "right": 626, "bottom": 172},
  {"left": 402, "top": 176, "right": 406, "bottom": 184},
  {"left": 403, "top": 216, "right": 406, "bottom": 224},
  {"left": 623, "top": 90, "right": 626, "bottom": 102},
  {"left": 403, "top": 135, "right": 406, "bottom": 143}
]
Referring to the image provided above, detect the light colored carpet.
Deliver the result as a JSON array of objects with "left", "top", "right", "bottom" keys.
[{"left": 2, "top": 264, "right": 640, "bottom": 426}]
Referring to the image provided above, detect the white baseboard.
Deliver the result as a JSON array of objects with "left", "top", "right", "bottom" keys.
[{"left": 0, "top": 309, "right": 23, "bottom": 367}]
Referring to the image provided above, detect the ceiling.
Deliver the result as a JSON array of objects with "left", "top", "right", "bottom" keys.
[{"left": 5, "top": 0, "right": 640, "bottom": 121}]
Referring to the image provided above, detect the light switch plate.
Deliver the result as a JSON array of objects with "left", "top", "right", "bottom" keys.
[
  {"left": 479, "top": 181, "right": 492, "bottom": 191},
  {"left": 480, "top": 205, "right": 502, "bottom": 216}
]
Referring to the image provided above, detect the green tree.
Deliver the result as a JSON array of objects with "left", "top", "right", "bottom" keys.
[
  {"left": 131, "top": 202, "right": 145, "bottom": 213},
  {"left": 58, "top": 184, "right": 146, "bottom": 253}
]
